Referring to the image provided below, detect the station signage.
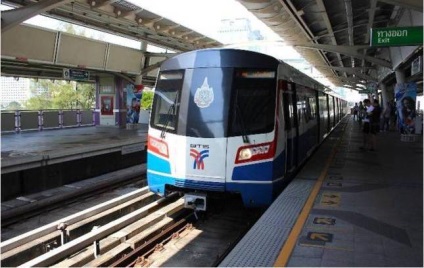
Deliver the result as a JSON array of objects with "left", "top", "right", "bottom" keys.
[
  {"left": 63, "top": 68, "right": 90, "bottom": 81},
  {"left": 358, "top": 90, "right": 371, "bottom": 94},
  {"left": 370, "top": 26, "right": 423, "bottom": 47},
  {"left": 411, "top": 56, "right": 422, "bottom": 76}
]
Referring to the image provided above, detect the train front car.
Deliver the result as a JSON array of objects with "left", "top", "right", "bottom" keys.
[{"left": 147, "top": 48, "right": 282, "bottom": 208}]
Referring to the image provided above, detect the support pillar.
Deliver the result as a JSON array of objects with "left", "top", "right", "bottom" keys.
[
  {"left": 115, "top": 77, "right": 126, "bottom": 128},
  {"left": 135, "top": 75, "right": 143, "bottom": 90},
  {"left": 395, "top": 69, "right": 405, "bottom": 84},
  {"left": 97, "top": 76, "right": 116, "bottom": 126},
  {"left": 380, "top": 83, "right": 389, "bottom": 108}
]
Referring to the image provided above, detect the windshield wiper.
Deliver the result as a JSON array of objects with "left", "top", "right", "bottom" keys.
[
  {"left": 160, "top": 91, "right": 180, "bottom": 139},
  {"left": 235, "top": 102, "right": 250, "bottom": 143}
]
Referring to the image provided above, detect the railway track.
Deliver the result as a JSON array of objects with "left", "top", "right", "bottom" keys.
[
  {"left": 1, "top": 190, "right": 264, "bottom": 267},
  {"left": 1, "top": 165, "right": 147, "bottom": 228},
  {"left": 1, "top": 188, "right": 178, "bottom": 267},
  {"left": 133, "top": 196, "right": 264, "bottom": 267}
]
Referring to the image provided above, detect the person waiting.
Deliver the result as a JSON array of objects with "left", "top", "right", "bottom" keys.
[{"left": 353, "top": 103, "right": 359, "bottom": 121}]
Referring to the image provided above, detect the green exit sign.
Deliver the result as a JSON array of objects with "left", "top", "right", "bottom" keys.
[{"left": 370, "top": 26, "right": 423, "bottom": 47}]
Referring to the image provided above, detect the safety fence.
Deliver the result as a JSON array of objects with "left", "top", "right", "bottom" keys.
[{"left": 1, "top": 109, "right": 95, "bottom": 133}]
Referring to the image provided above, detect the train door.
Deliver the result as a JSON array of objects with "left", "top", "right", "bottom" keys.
[
  {"left": 326, "top": 94, "right": 331, "bottom": 132},
  {"left": 315, "top": 90, "right": 321, "bottom": 143},
  {"left": 331, "top": 96, "right": 336, "bottom": 127},
  {"left": 336, "top": 98, "right": 340, "bottom": 122},
  {"left": 283, "top": 82, "right": 298, "bottom": 172},
  {"left": 225, "top": 69, "right": 277, "bottom": 186},
  {"left": 318, "top": 92, "right": 328, "bottom": 140},
  {"left": 332, "top": 96, "right": 336, "bottom": 126}
]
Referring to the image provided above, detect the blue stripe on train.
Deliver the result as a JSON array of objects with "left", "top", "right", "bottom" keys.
[
  {"left": 147, "top": 152, "right": 171, "bottom": 174},
  {"left": 232, "top": 151, "right": 286, "bottom": 181},
  {"left": 226, "top": 178, "right": 287, "bottom": 207},
  {"left": 232, "top": 161, "right": 273, "bottom": 181}
]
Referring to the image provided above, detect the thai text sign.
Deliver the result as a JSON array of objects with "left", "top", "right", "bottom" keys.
[{"left": 370, "top": 26, "right": 423, "bottom": 47}]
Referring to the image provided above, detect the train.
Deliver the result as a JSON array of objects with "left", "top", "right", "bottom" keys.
[{"left": 146, "top": 48, "right": 347, "bottom": 209}]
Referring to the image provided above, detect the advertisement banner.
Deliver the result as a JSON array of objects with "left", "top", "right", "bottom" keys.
[
  {"left": 100, "top": 96, "right": 114, "bottom": 115},
  {"left": 395, "top": 82, "right": 417, "bottom": 134},
  {"left": 125, "top": 84, "right": 143, "bottom": 124}
]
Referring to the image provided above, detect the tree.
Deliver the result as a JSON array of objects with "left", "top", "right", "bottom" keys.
[
  {"left": 76, "top": 82, "right": 96, "bottom": 109},
  {"left": 6, "top": 101, "right": 23, "bottom": 110},
  {"left": 25, "top": 95, "right": 52, "bottom": 110},
  {"left": 25, "top": 79, "right": 95, "bottom": 110},
  {"left": 141, "top": 91, "right": 154, "bottom": 110},
  {"left": 50, "top": 81, "right": 78, "bottom": 109}
]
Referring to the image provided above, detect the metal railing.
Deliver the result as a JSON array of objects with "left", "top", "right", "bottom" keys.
[{"left": 1, "top": 109, "right": 95, "bottom": 133}]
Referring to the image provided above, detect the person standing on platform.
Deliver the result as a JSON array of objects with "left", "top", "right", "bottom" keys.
[
  {"left": 360, "top": 99, "right": 373, "bottom": 151},
  {"left": 358, "top": 101, "right": 365, "bottom": 126},
  {"left": 369, "top": 99, "right": 381, "bottom": 151},
  {"left": 353, "top": 103, "right": 359, "bottom": 121}
]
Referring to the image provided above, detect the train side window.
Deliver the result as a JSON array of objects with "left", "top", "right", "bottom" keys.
[
  {"left": 308, "top": 96, "right": 316, "bottom": 119},
  {"left": 297, "top": 96, "right": 304, "bottom": 124}
]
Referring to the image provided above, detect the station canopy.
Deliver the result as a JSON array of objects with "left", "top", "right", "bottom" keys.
[{"left": 1, "top": 0, "right": 422, "bottom": 89}]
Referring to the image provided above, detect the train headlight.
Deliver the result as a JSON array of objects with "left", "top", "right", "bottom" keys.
[
  {"left": 235, "top": 142, "right": 275, "bottom": 164},
  {"left": 238, "top": 148, "right": 252, "bottom": 161},
  {"left": 148, "top": 135, "right": 169, "bottom": 158}
]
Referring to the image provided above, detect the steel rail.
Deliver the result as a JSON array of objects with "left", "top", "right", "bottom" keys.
[
  {"left": 111, "top": 215, "right": 194, "bottom": 267},
  {"left": 17, "top": 194, "right": 182, "bottom": 267},
  {"left": 1, "top": 165, "right": 146, "bottom": 226}
]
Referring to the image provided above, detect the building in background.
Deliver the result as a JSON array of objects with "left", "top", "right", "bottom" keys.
[
  {"left": 1, "top": 77, "right": 30, "bottom": 109},
  {"left": 218, "top": 18, "right": 264, "bottom": 52},
  {"left": 217, "top": 18, "right": 350, "bottom": 98}
]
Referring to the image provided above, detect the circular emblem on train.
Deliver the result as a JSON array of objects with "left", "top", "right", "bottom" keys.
[{"left": 194, "top": 77, "right": 214, "bottom": 108}]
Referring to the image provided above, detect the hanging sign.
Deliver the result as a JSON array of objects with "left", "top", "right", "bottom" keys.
[
  {"left": 63, "top": 68, "right": 90, "bottom": 81},
  {"left": 370, "top": 26, "right": 423, "bottom": 47}
]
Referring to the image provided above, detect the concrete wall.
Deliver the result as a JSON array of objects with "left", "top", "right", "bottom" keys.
[{"left": 389, "top": 10, "right": 423, "bottom": 70}]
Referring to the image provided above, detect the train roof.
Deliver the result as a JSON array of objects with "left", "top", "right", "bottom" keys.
[
  {"left": 160, "top": 48, "right": 341, "bottom": 97},
  {"left": 275, "top": 59, "right": 326, "bottom": 92},
  {"left": 160, "top": 48, "right": 280, "bottom": 70}
]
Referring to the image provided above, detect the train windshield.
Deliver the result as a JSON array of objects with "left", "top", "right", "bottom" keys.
[
  {"left": 150, "top": 71, "right": 184, "bottom": 134},
  {"left": 229, "top": 70, "right": 276, "bottom": 136},
  {"left": 151, "top": 68, "right": 276, "bottom": 138}
]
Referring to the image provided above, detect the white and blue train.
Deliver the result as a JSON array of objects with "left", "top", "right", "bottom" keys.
[{"left": 147, "top": 48, "right": 347, "bottom": 208}]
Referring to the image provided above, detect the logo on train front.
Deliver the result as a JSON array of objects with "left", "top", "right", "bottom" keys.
[
  {"left": 194, "top": 77, "right": 214, "bottom": 108},
  {"left": 190, "top": 148, "right": 209, "bottom": 170}
]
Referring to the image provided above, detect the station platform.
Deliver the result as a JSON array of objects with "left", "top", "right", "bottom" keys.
[
  {"left": 220, "top": 117, "right": 423, "bottom": 267},
  {"left": 1, "top": 125, "right": 148, "bottom": 201},
  {"left": 1, "top": 125, "right": 148, "bottom": 173}
]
